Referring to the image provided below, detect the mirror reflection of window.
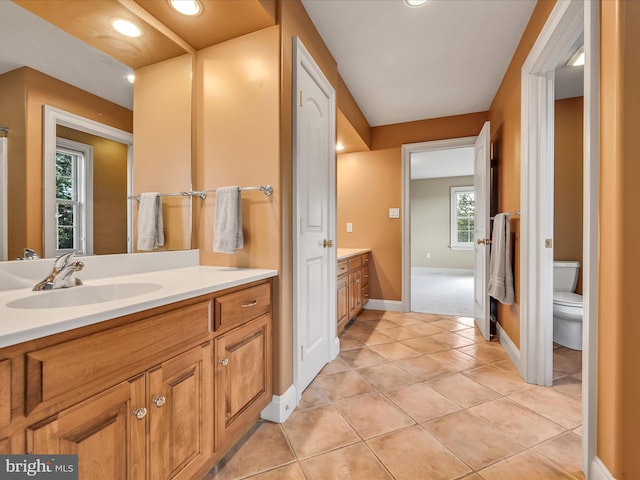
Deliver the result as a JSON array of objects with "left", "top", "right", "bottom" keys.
[{"left": 55, "top": 138, "right": 93, "bottom": 256}]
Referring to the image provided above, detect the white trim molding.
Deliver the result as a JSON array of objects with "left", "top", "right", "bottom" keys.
[
  {"left": 590, "top": 457, "right": 616, "bottom": 480},
  {"left": 496, "top": 321, "right": 521, "bottom": 374},
  {"left": 261, "top": 384, "right": 297, "bottom": 424},
  {"left": 365, "top": 299, "right": 404, "bottom": 312}
]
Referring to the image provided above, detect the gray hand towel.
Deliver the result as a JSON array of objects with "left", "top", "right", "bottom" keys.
[
  {"left": 137, "top": 193, "right": 164, "bottom": 251},
  {"left": 487, "top": 213, "right": 515, "bottom": 304},
  {"left": 213, "top": 186, "right": 244, "bottom": 254}
]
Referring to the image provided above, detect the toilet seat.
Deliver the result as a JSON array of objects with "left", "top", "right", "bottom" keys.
[{"left": 553, "top": 291, "right": 583, "bottom": 307}]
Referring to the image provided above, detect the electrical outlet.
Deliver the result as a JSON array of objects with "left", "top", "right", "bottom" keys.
[
  {"left": 346, "top": 222, "right": 353, "bottom": 233},
  {"left": 389, "top": 208, "right": 400, "bottom": 219}
]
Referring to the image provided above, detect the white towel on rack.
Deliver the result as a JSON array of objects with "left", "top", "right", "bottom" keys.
[
  {"left": 137, "top": 193, "right": 164, "bottom": 251},
  {"left": 487, "top": 213, "right": 514, "bottom": 305},
  {"left": 213, "top": 186, "right": 244, "bottom": 254}
]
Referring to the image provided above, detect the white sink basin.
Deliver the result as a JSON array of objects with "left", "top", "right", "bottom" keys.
[{"left": 7, "top": 283, "right": 163, "bottom": 309}]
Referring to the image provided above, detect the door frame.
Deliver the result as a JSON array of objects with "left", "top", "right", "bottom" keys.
[
  {"left": 291, "top": 37, "right": 338, "bottom": 400},
  {"left": 520, "top": 0, "right": 598, "bottom": 474},
  {"left": 401, "top": 136, "right": 477, "bottom": 313}
]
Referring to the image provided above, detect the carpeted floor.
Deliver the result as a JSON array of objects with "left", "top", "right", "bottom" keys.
[{"left": 411, "top": 267, "right": 474, "bottom": 317}]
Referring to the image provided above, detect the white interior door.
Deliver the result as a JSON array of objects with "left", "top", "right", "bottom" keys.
[
  {"left": 473, "top": 121, "right": 491, "bottom": 340},
  {"left": 293, "top": 38, "right": 337, "bottom": 394}
]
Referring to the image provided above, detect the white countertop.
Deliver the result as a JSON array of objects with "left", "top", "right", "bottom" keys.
[
  {"left": 337, "top": 248, "right": 371, "bottom": 261},
  {"left": 0, "top": 265, "right": 277, "bottom": 348}
]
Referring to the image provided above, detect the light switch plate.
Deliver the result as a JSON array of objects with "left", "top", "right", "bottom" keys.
[
  {"left": 346, "top": 222, "right": 353, "bottom": 233},
  {"left": 389, "top": 208, "right": 400, "bottom": 219}
]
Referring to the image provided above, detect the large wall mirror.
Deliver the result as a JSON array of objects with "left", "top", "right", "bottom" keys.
[{"left": 0, "top": 0, "right": 194, "bottom": 260}]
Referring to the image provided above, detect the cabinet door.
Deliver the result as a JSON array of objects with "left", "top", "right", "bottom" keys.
[
  {"left": 148, "top": 342, "right": 213, "bottom": 480},
  {"left": 215, "top": 314, "right": 272, "bottom": 451},
  {"left": 349, "top": 271, "right": 362, "bottom": 319},
  {"left": 336, "top": 274, "right": 349, "bottom": 334},
  {"left": 26, "top": 375, "right": 146, "bottom": 480}
]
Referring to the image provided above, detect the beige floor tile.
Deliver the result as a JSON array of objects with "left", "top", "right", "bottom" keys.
[
  {"left": 282, "top": 405, "right": 359, "bottom": 459},
  {"left": 318, "top": 356, "right": 352, "bottom": 375},
  {"left": 385, "top": 382, "right": 460, "bottom": 422},
  {"left": 367, "top": 426, "right": 471, "bottom": 480},
  {"left": 428, "top": 349, "right": 488, "bottom": 372},
  {"left": 458, "top": 342, "right": 511, "bottom": 364},
  {"left": 456, "top": 326, "right": 486, "bottom": 342},
  {"left": 339, "top": 347, "right": 388, "bottom": 368},
  {"left": 381, "top": 326, "right": 427, "bottom": 340},
  {"left": 426, "top": 373, "right": 501, "bottom": 408},
  {"left": 454, "top": 316, "right": 476, "bottom": 327},
  {"left": 357, "top": 362, "right": 418, "bottom": 390},
  {"left": 245, "top": 463, "right": 306, "bottom": 480},
  {"left": 349, "top": 331, "right": 395, "bottom": 346},
  {"left": 468, "top": 398, "right": 566, "bottom": 447},
  {"left": 369, "top": 341, "right": 422, "bottom": 360},
  {"left": 363, "top": 319, "right": 402, "bottom": 330},
  {"left": 462, "top": 365, "right": 531, "bottom": 395},
  {"left": 493, "top": 359, "right": 521, "bottom": 375},
  {"left": 478, "top": 451, "right": 576, "bottom": 479},
  {"left": 380, "top": 314, "right": 424, "bottom": 326},
  {"left": 300, "top": 442, "right": 392, "bottom": 480},
  {"left": 424, "top": 410, "right": 523, "bottom": 469},
  {"left": 573, "top": 425, "right": 583, "bottom": 436},
  {"left": 336, "top": 393, "right": 415, "bottom": 439},
  {"left": 460, "top": 475, "right": 483, "bottom": 480},
  {"left": 357, "top": 310, "right": 386, "bottom": 321},
  {"left": 394, "top": 354, "right": 455, "bottom": 380},
  {"left": 405, "top": 322, "right": 446, "bottom": 336},
  {"left": 401, "top": 336, "right": 450, "bottom": 354},
  {"left": 340, "top": 334, "right": 364, "bottom": 351},
  {"left": 533, "top": 432, "right": 584, "bottom": 479},
  {"left": 552, "top": 376, "right": 583, "bottom": 401},
  {"left": 215, "top": 422, "right": 296, "bottom": 480},
  {"left": 347, "top": 322, "right": 377, "bottom": 335},
  {"left": 430, "top": 318, "right": 470, "bottom": 331},
  {"left": 298, "top": 384, "right": 331, "bottom": 410},
  {"left": 313, "top": 369, "right": 376, "bottom": 402},
  {"left": 508, "top": 386, "right": 582, "bottom": 429},
  {"left": 430, "top": 331, "right": 479, "bottom": 348}
]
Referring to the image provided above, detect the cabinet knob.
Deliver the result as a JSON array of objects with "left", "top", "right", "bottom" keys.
[
  {"left": 153, "top": 396, "right": 166, "bottom": 408},
  {"left": 133, "top": 407, "right": 147, "bottom": 420},
  {"left": 219, "top": 358, "right": 229, "bottom": 366}
]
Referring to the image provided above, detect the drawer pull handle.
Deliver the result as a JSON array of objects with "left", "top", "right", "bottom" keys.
[
  {"left": 240, "top": 300, "right": 258, "bottom": 308},
  {"left": 219, "top": 358, "right": 229, "bottom": 366},
  {"left": 153, "top": 396, "right": 166, "bottom": 408},
  {"left": 134, "top": 407, "right": 147, "bottom": 420}
]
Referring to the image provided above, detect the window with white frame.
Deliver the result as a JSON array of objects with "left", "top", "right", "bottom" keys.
[
  {"left": 450, "top": 185, "right": 475, "bottom": 250},
  {"left": 54, "top": 138, "right": 93, "bottom": 256}
]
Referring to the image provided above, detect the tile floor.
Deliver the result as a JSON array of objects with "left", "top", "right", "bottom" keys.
[{"left": 206, "top": 310, "right": 583, "bottom": 480}]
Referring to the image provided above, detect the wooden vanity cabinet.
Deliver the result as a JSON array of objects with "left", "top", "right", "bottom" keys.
[
  {"left": 0, "top": 278, "right": 274, "bottom": 480},
  {"left": 336, "top": 252, "right": 370, "bottom": 334}
]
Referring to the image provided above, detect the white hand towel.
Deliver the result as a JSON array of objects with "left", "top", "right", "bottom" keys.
[
  {"left": 213, "top": 186, "right": 244, "bottom": 254},
  {"left": 487, "top": 213, "right": 515, "bottom": 305},
  {"left": 137, "top": 193, "right": 164, "bottom": 251}
]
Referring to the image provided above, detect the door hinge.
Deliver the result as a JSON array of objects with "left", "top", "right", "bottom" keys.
[
  {"left": 300, "top": 90, "right": 303, "bottom": 107},
  {"left": 301, "top": 346, "right": 304, "bottom": 361}
]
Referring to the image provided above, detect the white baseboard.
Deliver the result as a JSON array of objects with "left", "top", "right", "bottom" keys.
[
  {"left": 260, "top": 384, "right": 297, "bottom": 423},
  {"left": 412, "top": 267, "right": 474, "bottom": 275},
  {"left": 496, "top": 322, "right": 521, "bottom": 374},
  {"left": 365, "top": 299, "right": 404, "bottom": 312},
  {"left": 590, "top": 457, "right": 616, "bottom": 480},
  {"left": 331, "top": 336, "right": 340, "bottom": 360}
]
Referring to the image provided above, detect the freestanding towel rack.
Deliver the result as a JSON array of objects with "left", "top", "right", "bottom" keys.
[{"left": 127, "top": 185, "right": 273, "bottom": 201}]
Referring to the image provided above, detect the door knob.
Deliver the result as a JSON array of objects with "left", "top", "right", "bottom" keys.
[
  {"left": 477, "top": 238, "right": 492, "bottom": 245},
  {"left": 323, "top": 239, "right": 333, "bottom": 248}
]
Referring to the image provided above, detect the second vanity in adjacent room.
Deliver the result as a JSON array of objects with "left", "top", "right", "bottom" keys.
[{"left": 336, "top": 248, "right": 371, "bottom": 334}]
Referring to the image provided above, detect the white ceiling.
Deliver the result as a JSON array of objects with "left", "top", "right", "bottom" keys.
[
  {"left": 0, "top": 2, "right": 133, "bottom": 109},
  {"left": 301, "top": 0, "right": 538, "bottom": 127},
  {"left": 411, "top": 146, "right": 473, "bottom": 180}
]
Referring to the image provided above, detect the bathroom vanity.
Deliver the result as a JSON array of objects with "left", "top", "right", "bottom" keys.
[
  {"left": 0, "top": 251, "right": 277, "bottom": 480},
  {"left": 336, "top": 248, "right": 371, "bottom": 334}
]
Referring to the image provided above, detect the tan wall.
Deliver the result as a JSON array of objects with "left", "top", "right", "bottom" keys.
[
  {"left": 134, "top": 54, "right": 193, "bottom": 252},
  {"left": 411, "top": 176, "right": 475, "bottom": 270},
  {"left": 57, "top": 126, "right": 128, "bottom": 255},
  {"left": 0, "top": 67, "right": 132, "bottom": 260},
  {"left": 599, "top": 1, "right": 640, "bottom": 477},
  {"left": 336, "top": 74, "right": 371, "bottom": 149},
  {"left": 554, "top": 96, "right": 583, "bottom": 294},
  {"left": 487, "top": 0, "right": 557, "bottom": 348},
  {"left": 337, "top": 148, "right": 403, "bottom": 300}
]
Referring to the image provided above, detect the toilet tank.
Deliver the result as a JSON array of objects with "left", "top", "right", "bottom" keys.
[{"left": 553, "top": 261, "right": 580, "bottom": 292}]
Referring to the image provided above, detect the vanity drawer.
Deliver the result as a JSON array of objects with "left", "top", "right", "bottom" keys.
[
  {"left": 348, "top": 255, "right": 362, "bottom": 270},
  {"left": 25, "top": 300, "right": 211, "bottom": 416},
  {"left": 214, "top": 282, "right": 271, "bottom": 333},
  {"left": 362, "top": 253, "right": 369, "bottom": 267},
  {"left": 362, "top": 266, "right": 370, "bottom": 287},
  {"left": 337, "top": 260, "right": 349, "bottom": 277}
]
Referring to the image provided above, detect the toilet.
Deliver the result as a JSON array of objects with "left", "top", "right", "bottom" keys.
[{"left": 553, "top": 261, "right": 583, "bottom": 350}]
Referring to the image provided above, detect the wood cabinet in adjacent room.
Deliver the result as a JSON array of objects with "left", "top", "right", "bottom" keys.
[{"left": 336, "top": 250, "right": 371, "bottom": 334}]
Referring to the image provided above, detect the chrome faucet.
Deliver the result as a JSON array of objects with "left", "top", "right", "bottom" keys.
[
  {"left": 17, "top": 248, "right": 40, "bottom": 260},
  {"left": 33, "top": 251, "right": 84, "bottom": 291}
]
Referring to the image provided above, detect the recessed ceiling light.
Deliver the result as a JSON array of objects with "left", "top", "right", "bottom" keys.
[
  {"left": 405, "top": 0, "right": 430, "bottom": 7},
  {"left": 111, "top": 18, "right": 142, "bottom": 38},
  {"left": 169, "top": 0, "right": 202, "bottom": 16},
  {"left": 567, "top": 45, "right": 585, "bottom": 67},
  {"left": 336, "top": 144, "right": 345, "bottom": 152},
  {"left": 125, "top": 74, "right": 135, "bottom": 84}
]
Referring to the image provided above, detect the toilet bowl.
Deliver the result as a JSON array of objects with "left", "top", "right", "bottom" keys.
[{"left": 553, "top": 261, "right": 583, "bottom": 350}]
